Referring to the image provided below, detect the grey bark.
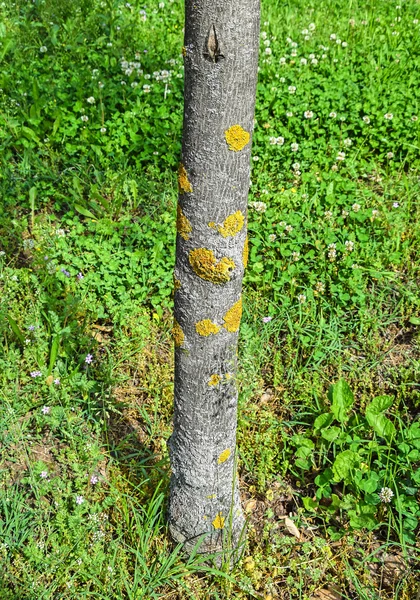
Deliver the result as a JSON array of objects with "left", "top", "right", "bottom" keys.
[{"left": 167, "top": 0, "right": 260, "bottom": 559}]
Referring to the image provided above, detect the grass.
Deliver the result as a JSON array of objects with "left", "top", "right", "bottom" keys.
[{"left": 0, "top": 0, "right": 420, "bottom": 597}]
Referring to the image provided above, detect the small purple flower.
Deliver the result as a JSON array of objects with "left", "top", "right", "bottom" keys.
[
  {"left": 77, "top": 272, "right": 84, "bottom": 280},
  {"left": 85, "top": 354, "right": 93, "bottom": 365},
  {"left": 54, "top": 378, "right": 61, "bottom": 385},
  {"left": 61, "top": 268, "right": 71, "bottom": 277},
  {"left": 90, "top": 475, "right": 99, "bottom": 485},
  {"left": 31, "top": 370, "right": 42, "bottom": 378},
  {"left": 40, "top": 471, "right": 48, "bottom": 479},
  {"left": 393, "top": 202, "right": 399, "bottom": 208},
  {"left": 262, "top": 316, "right": 273, "bottom": 323},
  {"left": 28, "top": 325, "right": 36, "bottom": 331},
  {"left": 41, "top": 406, "right": 50, "bottom": 414},
  {"left": 76, "top": 495, "right": 85, "bottom": 505}
]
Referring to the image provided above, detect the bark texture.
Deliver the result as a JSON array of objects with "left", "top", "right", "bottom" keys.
[{"left": 168, "top": 0, "right": 260, "bottom": 557}]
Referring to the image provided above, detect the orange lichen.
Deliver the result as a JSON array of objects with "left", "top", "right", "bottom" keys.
[
  {"left": 208, "top": 374, "right": 221, "bottom": 386},
  {"left": 172, "top": 318, "right": 185, "bottom": 347},
  {"left": 173, "top": 276, "right": 181, "bottom": 292},
  {"left": 176, "top": 204, "right": 192, "bottom": 240},
  {"left": 223, "top": 297, "right": 243, "bottom": 332},
  {"left": 189, "top": 248, "right": 235, "bottom": 284},
  {"left": 178, "top": 163, "right": 193, "bottom": 193},
  {"left": 218, "top": 449, "right": 231, "bottom": 464},
  {"left": 195, "top": 319, "right": 220, "bottom": 336},
  {"left": 212, "top": 512, "right": 225, "bottom": 529},
  {"left": 209, "top": 210, "right": 245, "bottom": 238},
  {"left": 242, "top": 235, "right": 249, "bottom": 268},
  {"left": 225, "top": 125, "right": 250, "bottom": 151}
]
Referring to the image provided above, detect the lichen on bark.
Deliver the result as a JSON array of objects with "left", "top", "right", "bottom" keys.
[
  {"left": 176, "top": 204, "right": 192, "bottom": 240},
  {"left": 189, "top": 248, "right": 235, "bottom": 284},
  {"left": 172, "top": 318, "right": 185, "bottom": 347},
  {"left": 178, "top": 163, "right": 193, "bottom": 193},
  {"left": 195, "top": 319, "right": 221, "bottom": 336},
  {"left": 225, "top": 125, "right": 250, "bottom": 151},
  {"left": 242, "top": 235, "right": 249, "bottom": 268},
  {"left": 208, "top": 210, "right": 245, "bottom": 238},
  {"left": 223, "top": 297, "right": 243, "bottom": 332}
]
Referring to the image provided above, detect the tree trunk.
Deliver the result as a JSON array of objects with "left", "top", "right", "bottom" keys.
[{"left": 168, "top": 0, "right": 260, "bottom": 558}]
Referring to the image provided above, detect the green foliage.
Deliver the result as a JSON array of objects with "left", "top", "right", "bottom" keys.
[{"left": 295, "top": 380, "right": 420, "bottom": 542}]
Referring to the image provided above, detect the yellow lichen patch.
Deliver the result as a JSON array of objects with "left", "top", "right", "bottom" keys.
[
  {"left": 223, "top": 297, "right": 243, "bottom": 332},
  {"left": 216, "top": 211, "right": 245, "bottom": 238},
  {"left": 208, "top": 221, "right": 216, "bottom": 229},
  {"left": 207, "top": 493, "right": 216, "bottom": 499},
  {"left": 178, "top": 163, "right": 193, "bottom": 193},
  {"left": 176, "top": 204, "right": 192, "bottom": 240},
  {"left": 189, "top": 248, "right": 235, "bottom": 284},
  {"left": 172, "top": 318, "right": 185, "bottom": 347},
  {"left": 218, "top": 448, "right": 231, "bottom": 464},
  {"left": 195, "top": 319, "right": 220, "bottom": 336},
  {"left": 173, "top": 276, "right": 181, "bottom": 292},
  {"left": 212, "top": 512, "right": 225, "bottom": 529},
  {"left": 208, "top": 374, "right": 221, "bottom": 386},
  {"left": 225, "top": 125, "right": 250, "bottom": 152},
  {"left": 242, "top": 235, "right": 249, "bottom": 268},
  {"left": 225, "top": 373, "right": 233, "bottom": 380}
]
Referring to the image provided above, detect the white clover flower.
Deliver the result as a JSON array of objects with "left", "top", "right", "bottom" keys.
[
  {"left": 336, "top": 39, "right": 342, "bottom": 45},
  {"left": 100, "top": 127, "right": 107, "bottom": 133},
  {"left": 305, "top": 35, "right": 310, "bottom": 41},
  {"left": 107, "top": 42, "right": 113, "bottom": 47},
  {"left": 311, "top": 58, "right": 318, "bottom": 65},
  {"left": 143, "top": 84, "right": 151, "bottom": 92},
  {"left": 298, "top": 294, "right": 306, "bottom": 304},
  {"left": 344, "top": 138, "right": 352, "bottom": 147},
  {"left": 363, "top": 115, "right": 370, "bottom": 124},
  {"left": 252, "top": 156, "right": 260, "bottom": 161},
  {"left": 279, "top": 77, "right": 286, "bottom": 83},
  {"left": 285, "top": 224, "right": 293, "bottom": 233},
  {"left": 276, "top": 136, "right": 285, "bottom": 145},
  {"left": 87, "top": 96, "right": 95, "bottom": 104},
  {"left": 324, "top": 210, "right": 333, "bottom": 219},
  {"left": 301, "top": 29, "right": 309, "bottom": 35},
  {"left": 131, "top": 81, "right": 138, "bottom": 87},
  {"left": 315, "top": 282, "right": 325, "bottom": 293},
  {"left": 265, "top": 47, "right": 272, "bottom": 55},
  {"left": 345, "top": 240, "right": 354, "bottom": 252},
  {"left": 304, "top": 110, "right": 314, "bottom": 119},
  {"left": 159, "top": 1, "right": 165, "bottom": 7},
  {"left": 379, "top": 487, "right": 394, "bottom": 503},
  {"left": 330, "top": 33, "right": 337, "bottom": 40},
  {"left": 292, "top": 162, "right": 300, "bottom": 170},
  {"left": 269, "top": 136, "right": 277, "bottom": 145},
  {"left": 40, "top": 46, "right": 48, "bottom": 53},
  {"left": 288, "top": 85, "right": 296, "bottom": 93},
  {"left": 387, "top": 152, "right": 394, "bottom": 159},
  {"left": 291, "top": 49, "right": 297, "bottom": 57},
  {"left": 372, "top": 209, "right": 379, "bottom": 218},
  {"left": 331, "top": 164, "right": 338, "bottom": 171},
  {"left": 292, "top": 251, "right": 300, "bottom": 261},
  {"left": 342, "top": 41, "right": 348, "bottom": 47},
  {"left": 279, "top": 57, "right": 286, "bottom": 64},
  {"left": 291, "top": 41, "right": 298, "bottom": 48},
  {"left": 384, "top": 113, "right": 393, "bottom": 120},
  {"left": 261, "top": 31, "right": 267, "bottom": 39},
  {"left": 349, "top": 18, "right": 356, "bottom": 26},
  {"left": 81, "top": 115, "right": 89, "bottom": 122},
  {"left": 286, "top": 111, "right": 293, "bottom": 117},
  {"left": 269, "top": 234, "right": 277, "bottom": 242},
  {"left": 251, "top": 201, "right": 267, "bottom": 213},
  {"left": 300, "top": 58, "right": 307, "bottom": 65},
  {"left": 308, "top": 23, "right": 316, "bottom": 31},
  {"left": 98, "top": 81, "right": 104, "bottom": 88},
  {"left": 414, "top": 19, "right": 419, "bottom": 25},
  {"left": 329, "top": 111, "right": 337, "bottom": 118},
  {"left": 352, "top": 203, "right": 361, "bottom": 212},
  {"left": 264, "top": 39, "right": 270, "bottom": 46},
  {"left": 291, "top": 142, "right": 299, "bottom": 152},
  {"left": 337, "top": 151, "right": 346, "bottom": 161},
  {"left": 342, "top": 209, "right": 349, "bottom": 217}
]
